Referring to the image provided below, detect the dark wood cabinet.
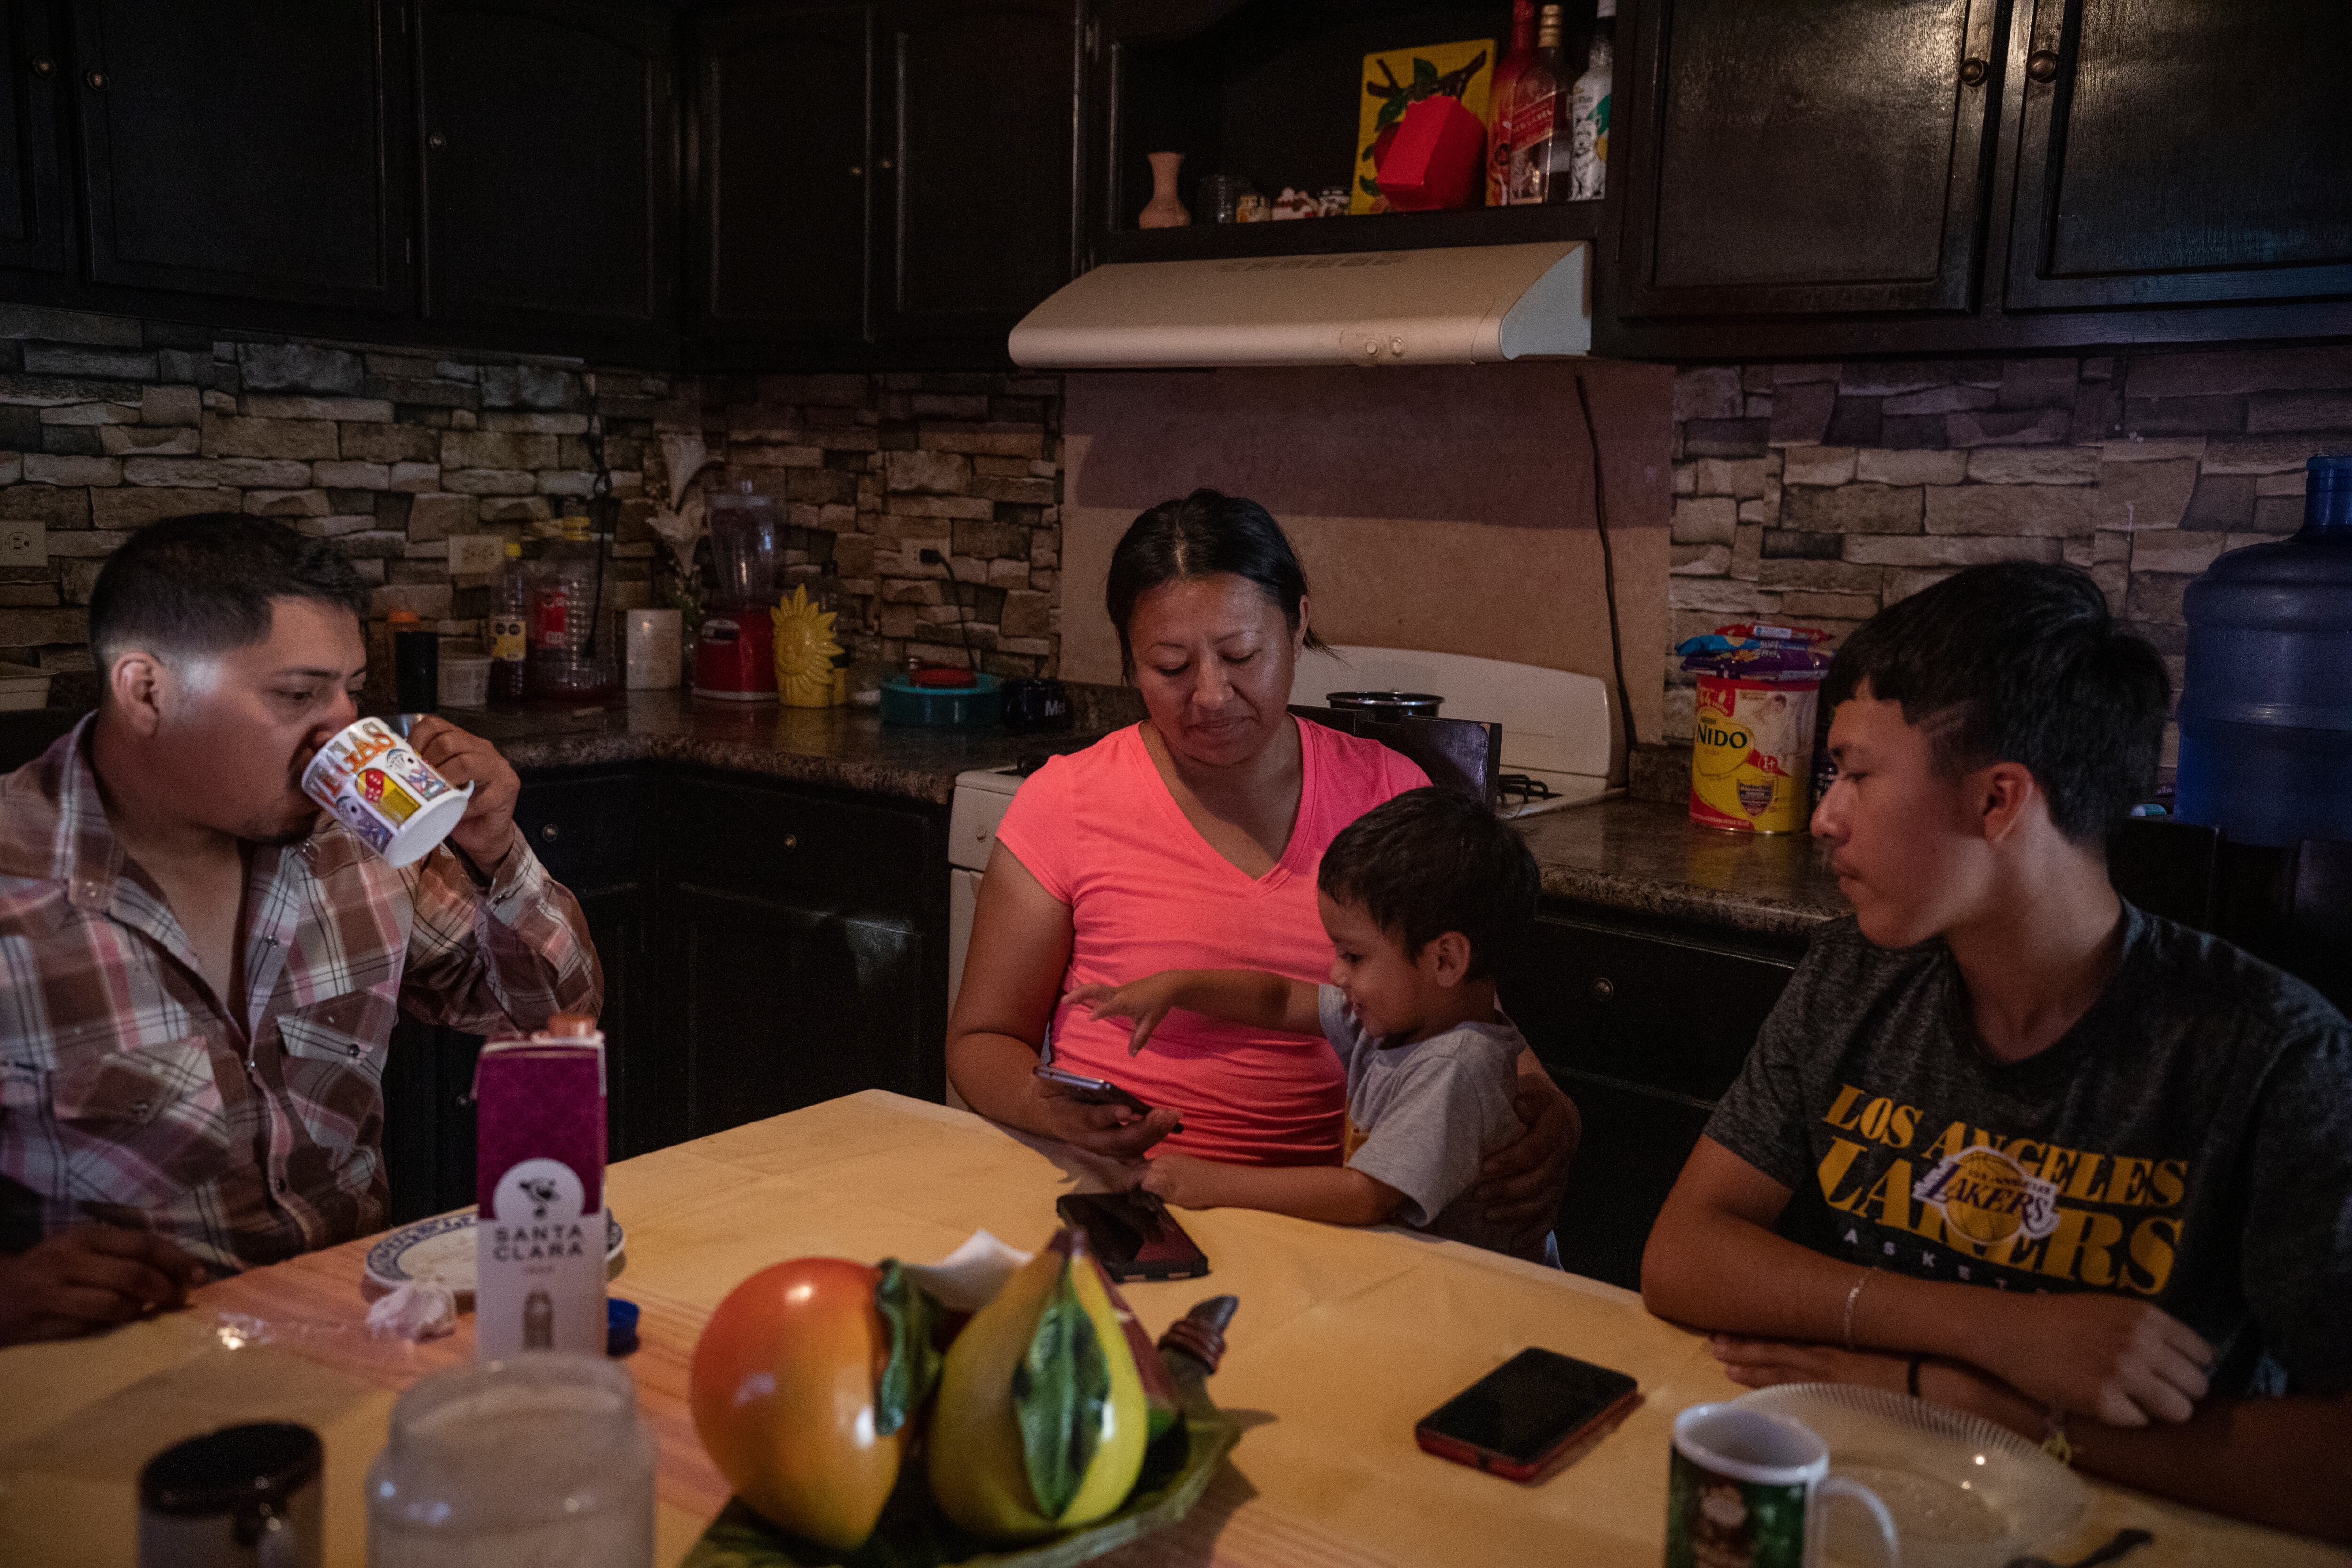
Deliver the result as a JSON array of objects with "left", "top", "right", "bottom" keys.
[
  {"left": 0, "top": 0, "right": 62, "bottom": 275},
  {"left": 382, "top": 763, "right": 950, "bottom": 1223},
  {"left": 2001, "top": 0, "right": 2352, "bottom": 312},
  {"left": 692, "top": 1, "right": 875, "bottom": 346},
  {"left": 1617, "top": 0, "right": 2003, "bottom": 319},
  {"left": 1502, "top": 907, "right": 1800, "bottom": 1289},
  {"left": 66, "top": 0, "right": 406, "bottom": 308},
  {"left": 657, "top": 770, "right": 946, "bottom": 1140},
  {"left": 416, "top": 0, "right": 677, "bottom": 339},
  {"left": 875, "top": 0, "right": 1083, "bottom": 344}
]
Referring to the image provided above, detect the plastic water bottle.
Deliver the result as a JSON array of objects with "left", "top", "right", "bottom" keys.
[
  {"left": 2175, "top": 454, "right": 2352, "bottom": 847},
  {"left": 529, "top": 518, "right": 614, "bottom": 701},
  {"left": 490, "top": 541, "right": 529, "bottom": 704}
]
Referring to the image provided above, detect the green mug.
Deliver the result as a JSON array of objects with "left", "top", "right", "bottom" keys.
[{"left": 1666, "top": 1403, "right": 1899, "bottom": 1568}]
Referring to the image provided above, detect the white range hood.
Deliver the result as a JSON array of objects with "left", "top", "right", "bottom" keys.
[{"left": 1008, "top": 240, "right": 1589, "bottom": 370}]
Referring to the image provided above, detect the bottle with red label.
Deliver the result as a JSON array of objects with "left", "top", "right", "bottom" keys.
[
  {"left": 1486, "top": 0, "right": 1537, "bottom": 207},
  {"left": 1504, "top": 4, "right": 1567, "bottom": 205}
]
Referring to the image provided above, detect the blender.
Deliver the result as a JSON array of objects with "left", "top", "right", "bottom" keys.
[{"left": 693, "top": 483, "right": 782, "bottom": 701}]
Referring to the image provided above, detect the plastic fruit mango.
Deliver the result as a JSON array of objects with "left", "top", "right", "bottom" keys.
[
  {"left": 927, "top": 1229, "right": 1149, "bottom": 1540},
  {"left": 688, "top": 1257, "right": 902, "bottom": 1552}
]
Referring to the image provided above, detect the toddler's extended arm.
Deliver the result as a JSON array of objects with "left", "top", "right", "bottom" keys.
[{"left": 1068, "top": 969, "right": 1323, "bottom": 1054}]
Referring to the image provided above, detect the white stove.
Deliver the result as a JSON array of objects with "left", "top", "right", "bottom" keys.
[{"left": 945, "top": 648, "right": 1620, "bottom": 1024}]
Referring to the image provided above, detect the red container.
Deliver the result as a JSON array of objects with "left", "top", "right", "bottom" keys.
[{"left": 1377, "top": 95, "right": 1486, "bottom": 211}]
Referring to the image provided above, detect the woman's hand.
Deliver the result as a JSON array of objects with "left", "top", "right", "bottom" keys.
[
  {"left": 1067, "top": 975, "right": 1186, "bottom": 1055},
  {"left": 1031, "top": 1075, "right": 1184, "bottom": 1159},
  {"left": 1475, "top": 1066, "right": 1581, "bottom": 1253}
]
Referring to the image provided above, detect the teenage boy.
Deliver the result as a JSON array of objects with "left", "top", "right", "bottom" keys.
[
  {"left": 1071, "top": 787, "right": 1557, "bottom": 1262},
  {"left": 0, "top": 515, "right": 600, "bottom": 1345},
  {"left": 1641, "top": 562, "right": 2352, "bottom": 1543}
]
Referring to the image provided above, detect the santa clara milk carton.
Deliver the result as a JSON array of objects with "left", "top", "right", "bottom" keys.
[{"left": 474, "top": 1013, "right": 607, "bottom": 1357}]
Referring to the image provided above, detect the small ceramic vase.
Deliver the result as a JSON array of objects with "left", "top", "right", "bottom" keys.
[{"left": 1139, "top": 151, "right": 1191, "bottom": 228}]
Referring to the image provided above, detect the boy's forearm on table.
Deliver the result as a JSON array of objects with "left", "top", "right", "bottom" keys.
[
  {"left": 1935, "top": 1363, "right": 2352, "bottom": 1545},
  {"left": 1184, "top": 1161, "right": 1403, "bottom": 1226},
  {"left": 1645, "top": 1199, "right": 2004, "bottom": 1367}
]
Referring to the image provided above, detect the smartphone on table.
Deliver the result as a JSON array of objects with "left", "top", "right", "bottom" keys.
[
  {"left": 1056, "top": 1191, "right": 1210, "bottom": 1282},
  {"left": 1033, "top": 1062, "right": 1154, "bottom": 1115},
  {"left": 1414, "top": 1348, "right": 1640, "bottom": 1481}
]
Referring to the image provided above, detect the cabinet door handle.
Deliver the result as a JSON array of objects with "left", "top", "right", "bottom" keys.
[
  {"left": 1589, "top": 977, "right": 1616, "bottom": 1004},
  {"left": 83, "top": 69, "right": 104, "bottom": 89},
  {"left": 782, "top": 832, "right": 798, "bottom": 851},
  {"left": 849, "top": 164, "right": 863, "bottom": 177},
  {"left": 539, "top": 822, "right": 561, "bottom": 844},
  {"left": 30, "top": 56, "right": 53, "bottom": 78},
  {"left": 428, "top": 130, "right": 447, "bottom": 151},
  {"left": 2026, "top": 50, "right": 2060, "bottom": 83},
  {"left": 1958, "top": 56, "right": 1987, "bottom": 88},
  {"left": 879, "top": 158, "right": 893, "bottom": 171}
]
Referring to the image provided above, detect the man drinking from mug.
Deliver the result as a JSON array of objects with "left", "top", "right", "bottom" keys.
[{"left": 0, "top": 514, "right": 600, "bottom": 1344}]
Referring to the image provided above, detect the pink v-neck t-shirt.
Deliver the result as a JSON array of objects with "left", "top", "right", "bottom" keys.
[{"left": 993, "top": 719, "right": 1429, "bottom": 1165}]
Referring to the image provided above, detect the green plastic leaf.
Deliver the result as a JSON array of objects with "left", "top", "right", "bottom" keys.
[
  {"left": 1412, "top": 55, "right": 1438, "bottom": 86},
  {"left": 871, "top": 1260, "right": 942, "bottom": 1438},
  {"left": 1009, "top": 1257, "right": 1110, "bottom": 1521}
]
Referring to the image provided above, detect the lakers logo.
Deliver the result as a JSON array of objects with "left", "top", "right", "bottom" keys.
[{"left": 1912, "top": 1146, "right": 2058, "bottom": 1246}]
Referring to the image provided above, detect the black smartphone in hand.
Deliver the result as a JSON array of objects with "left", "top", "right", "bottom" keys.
[
  {"left": 1414, "top": 1348, "right": 1640, "bottom": 1481},
  {"left": 1056, "top": 1191, "right": 1210, "bottom": 1281},
  {"left": 1033, "top": 1063, "right": 1154, "bottom": 1115}
]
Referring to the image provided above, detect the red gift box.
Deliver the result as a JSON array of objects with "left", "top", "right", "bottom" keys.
[{"left": 1376, "top": 95, "right": 1487, "bottom": 211}]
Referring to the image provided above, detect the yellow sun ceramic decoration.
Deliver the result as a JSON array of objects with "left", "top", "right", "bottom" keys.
[{"left": 772, "top": 584, "right": 845, "bottom": 707}]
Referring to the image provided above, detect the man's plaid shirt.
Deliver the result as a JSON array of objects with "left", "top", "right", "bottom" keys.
[{"left": 0, "top": 720, "right": 602, "bottom": 1274}]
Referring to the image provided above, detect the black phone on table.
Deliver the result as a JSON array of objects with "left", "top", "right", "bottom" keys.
[
  {"left": 1033, "top": 1063, "right": 1154, "bottom": 1115},
  {"left": 1414, "top": 1348, "right": 1640, "bottom": 1481},
  {"left": 1056, "top": 1191, "right": 1210, "bottom": 1281}
]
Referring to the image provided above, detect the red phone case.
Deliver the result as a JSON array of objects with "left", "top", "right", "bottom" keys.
[{"left": 1413, "top": 1385, "right": 1641, "bottom": 1482}]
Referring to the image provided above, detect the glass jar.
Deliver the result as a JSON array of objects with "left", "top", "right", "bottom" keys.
[{"left": 367, "top": 1353, "right": 654, "bottom": 1568}]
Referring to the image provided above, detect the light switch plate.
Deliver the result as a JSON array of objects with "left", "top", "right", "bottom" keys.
[
  {"left": 0, "top": 519, "right": 44, "bottom": 567},
  {"left": 448, "top": 534, "right": 505, "bottom": 575}
]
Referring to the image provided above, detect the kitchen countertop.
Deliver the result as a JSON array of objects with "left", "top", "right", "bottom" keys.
[
  {"left": 439, "top": 687, "right": 1130, "bottom": 805},
  {"left": 441, "top": 693, "right": 1847, "bottom": 939},
  {"left": 1515, "top": 797, "right": 1848, "bottom": 941}
]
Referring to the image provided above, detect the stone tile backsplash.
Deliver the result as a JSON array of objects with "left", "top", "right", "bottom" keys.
[
  {"left": 1666, "top": 344, "right": 2352, "bottom": 767},
  {"left": 0, "top": 306, "right": 1063, "bottom": 708}
]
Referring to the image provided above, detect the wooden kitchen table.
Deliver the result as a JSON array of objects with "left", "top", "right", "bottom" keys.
[{"left": 1, "top": 1091, "right": 2340, "bottom": 1568}]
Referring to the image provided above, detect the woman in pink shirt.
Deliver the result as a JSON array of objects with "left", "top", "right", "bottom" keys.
[{"left": 947, "top": 490, "right": 1576, "bottom": 1246}]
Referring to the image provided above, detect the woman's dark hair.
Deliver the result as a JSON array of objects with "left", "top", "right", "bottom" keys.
[
  {"left": 1821, "top": 561, "right": 2169, "bottom": 846},
  {"left": 89, "top": 512, "right": 372, "bottom": 669},
  {"left": 1318, "top": 787, "right": 1539, "bottom": 981},
  {"left": 1104, "top": 488, "right": 1330, "bottom": 676}
]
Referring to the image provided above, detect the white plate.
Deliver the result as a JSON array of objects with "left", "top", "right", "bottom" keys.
[
  {"left": 1735, "top": 1384, "right": 2088, "bottom": 1568},
  {"left": 363, "top": 1209, "right": 626, "bottom": 1305}
]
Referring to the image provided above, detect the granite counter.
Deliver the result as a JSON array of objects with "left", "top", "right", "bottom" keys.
[
  {"left": 446, "top": 695, "right": 1847, "bottom": 939},
  {"left": 1515, "top": 797, "right": 1847, "bottom": 941}
]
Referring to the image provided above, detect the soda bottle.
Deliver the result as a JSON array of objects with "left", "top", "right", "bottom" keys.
[{"left": 489, "top": 541, "right": 529, "bottom": 703}]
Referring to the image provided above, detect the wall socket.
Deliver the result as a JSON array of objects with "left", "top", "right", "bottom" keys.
[
  {"left": 0, "top": 520, "right": 44, "bottom": 567},
  {"left": 448, "top": 534, "right": 506, "bottom": 575}
]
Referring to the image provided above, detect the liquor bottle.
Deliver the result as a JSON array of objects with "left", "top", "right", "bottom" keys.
[
  {"left": 1486, "top": 0, "right": 1537, "bottom": 207},
  {"left": 1566, "top": 0, "right": 1616, "bottom": 201},
  {"left": 489, "top": 541, "right": 529, "bottom": 703},
  {"left": 1505, "top": 5, "right": 1567, "bottom": 205}
]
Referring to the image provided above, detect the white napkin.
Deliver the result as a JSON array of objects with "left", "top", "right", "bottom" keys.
[{"left": 365, "top": 1280, "right": 457, "bottom": 1341}]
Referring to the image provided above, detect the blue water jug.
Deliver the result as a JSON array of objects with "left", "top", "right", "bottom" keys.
[{"left": 2175, "top": 454, "right": 2352, "bottom": 847}]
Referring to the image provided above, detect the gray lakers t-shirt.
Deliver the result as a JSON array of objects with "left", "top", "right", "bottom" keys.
[
  {"left": 1706, "top": 906, "right": 2352, "bottom": 1396},
  {"left": 1319, "top": 985, "right": 1526, "bottom": 1256}
]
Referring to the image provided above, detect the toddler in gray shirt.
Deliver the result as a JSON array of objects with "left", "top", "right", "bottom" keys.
[{"left": 1070, "top": 787, "right": 1559, "bottom": 1263}]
